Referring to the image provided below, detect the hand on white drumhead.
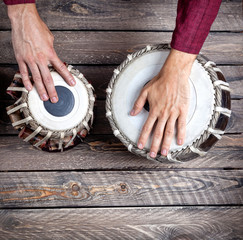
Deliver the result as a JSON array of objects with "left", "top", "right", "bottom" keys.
[
  {"left": 130, "top": 49, "right": 196, "bottom": 158},
  {"left": 7, "top": 4, "right": 75, "bottom": 103}
]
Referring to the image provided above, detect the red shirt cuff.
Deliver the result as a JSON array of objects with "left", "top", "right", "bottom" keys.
[
  {"left": 4, "top": 0, "right": 35, "bottom": 5},
  {"left": 171, "top": 0, "right": 222, "bottom": 54}
]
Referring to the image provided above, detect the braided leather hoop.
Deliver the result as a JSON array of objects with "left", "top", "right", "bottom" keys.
[{"left": 106, "top": 44, "right": 231, "bottom": 163}]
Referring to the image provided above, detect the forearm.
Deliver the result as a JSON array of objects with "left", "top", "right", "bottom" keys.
[{"left": 171, "top": 0, "right": 222, "bottom": 54}]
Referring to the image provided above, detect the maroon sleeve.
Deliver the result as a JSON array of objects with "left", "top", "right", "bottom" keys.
[
  {"left": 3, "top": 0, "right": 35, "bottom": 5},
  {"left": 171, "top": 0, "right": 222, "bottom": 54}
]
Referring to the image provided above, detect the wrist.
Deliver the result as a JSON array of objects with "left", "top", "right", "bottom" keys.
[
  {"left": 167, "top": 48, "right": 197, "bottom": 70},
  {"left": 7, "top": 3, "right": 36, "bottom": 23}
]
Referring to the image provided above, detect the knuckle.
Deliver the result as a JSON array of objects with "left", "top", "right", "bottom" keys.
[
  {"left": 36, "top": 52, "right": 45, "bottom": 60},
  {"left": 48, "top": 48, "right": 56, "bottom": 59},
  {"left": 154, "top": 132, "right": 162, "bottom": 139},
  {"left": 134, "top": 101, "right": 142, "bottom": 109},
  {"left": 142, "top": 124, "right": 151, "bottom": 133},
  {"left": 25, "top": 55, "right": 34, "bottom": 64},
  {"left": 33, "top": 76, "right": 42, "bottom": 83},
  {"left": 150, "top": 111, "right": 158, "bottom": 119},
  {"left": 178, "top": 120, "right": 186, "bottom": 128},
  {"left": 20, "top": 71, "right": 28, "bottom": 79},
  {"left": 22, "top": 77, "right": 29, "bottom": 83},
  {"left": 16, "top": 55, "right": 22, "bottom": 62},
  {"left": 171, "top": 107, "right": 178, "bottom": 115},
  {"left": 58, "top": 62, "right": 67, "bottom": 72},
  {"left": 165, "top": 128, "right": 174, "bottom": 136},
  {"left": 43, "top": 76, "right": 53, "bottom": 84},
  {"left": 160, "top": 116, "right": 167, "bottom": 123}
]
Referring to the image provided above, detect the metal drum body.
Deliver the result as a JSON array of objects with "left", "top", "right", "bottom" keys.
[{"left": 106, "top": 44, "right": 231, "bottom": 162}]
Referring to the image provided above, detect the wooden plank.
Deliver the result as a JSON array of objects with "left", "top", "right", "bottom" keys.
[
  {"left": 0, "top": 170, "right": 242, "bottom": 207},
  {"left": 0, "top": 65, "right": 242, "bottom": 100},
  {"left": 1, "top": 99, "right": 242, "bottom": 135},
  {"left": 0, "top": 31, "right": 242, "bottom": 65},
  {"left": 0, "top": 0, "right": 242, "bottom": 31},
  {"left": 0, "top": 207, "right": 242, "bottom": 239},
  {"left": 0, "top": 134, "right": 242, "bottom": 170}
]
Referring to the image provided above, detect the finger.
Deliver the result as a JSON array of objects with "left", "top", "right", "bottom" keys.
[
  {"left": 149, "top": 118, "right": 166, "bottom": 158},
  {"left": 161, "top": 114, "right": 177, "bottom": 156},
  {"left": 177, "top": 112, "right": 187, "bottom": 145},
  {"left": 18, "top": 61, "right": 32, "bottom": 91},
  {"left": 28, "top": 63, "right": 49, "bottom": 101},
  {"left": 137, "top": 112, "right": 157, "bottom": 149},
  {"left": 130, "top": 90, "right": 147, "bottom": 116},
  {"left": 38, "top": 62, "right": 58, "bottom": 103},
  {"left": 51, "top": 56, "right": 76, "bottom": 86}
]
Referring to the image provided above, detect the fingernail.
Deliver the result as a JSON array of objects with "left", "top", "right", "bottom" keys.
[
  {"left": 51, "top": 96, "right": 58, "bottom": 103},
  {"left": 71, "top": 79, "right": 76, "bottom": 86},
  {"left": 150, "top": 152, "right": 156, "bottom": 158},
  {"left": 26, "top": 85, "right": 32, "bottom": 91},
  {"left": 130, "top": 109, "right": 135, "bottom": 116},
  {"left": 162, "top": 149, "right": 167, "bottom": 156},
  {"left": 138, "top": 143, "right": 143, "bottom": 149},
  {"left": 178, "top": 139, "right": 182, "bottom": 145},
  {"left": 42, "top": 94, "right": 48, "bottom": 101}
]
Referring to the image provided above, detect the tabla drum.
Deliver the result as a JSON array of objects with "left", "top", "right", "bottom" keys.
[
  {"left": 106, "top": 44, "right": 231, "bottom": 163},
  {"left": 6, "top": 64, "right": 95, "bottom": 152}
]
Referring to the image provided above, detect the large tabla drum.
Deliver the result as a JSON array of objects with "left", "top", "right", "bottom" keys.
[
  {"left": 106, "top": 44, "right": 231, "bottom": 163},
  {"left": 6, "top": 64, "right": 95, "bottom": 152}
]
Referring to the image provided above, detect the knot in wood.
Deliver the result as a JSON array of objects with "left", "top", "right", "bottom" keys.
[
  {"left": 71, "top": 183, "right": 80, "bottom": 192},
  {"left": 119, "top": 183, "right": 128, "bottom": 193}
]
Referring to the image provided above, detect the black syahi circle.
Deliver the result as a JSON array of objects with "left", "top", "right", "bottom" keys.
[{"left": 43, "top": 86, "right": 75, "bottom": 117}]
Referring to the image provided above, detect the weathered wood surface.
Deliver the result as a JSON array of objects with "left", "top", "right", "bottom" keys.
[
  {"left": 0, "top": 207, "right": 243, "bottom": 240},
  {"left": 1, "top": 65, "right": 242, "bottom": 100},
  {"left": 1, "top": 0, "right": 242, "bottom": 31},
  {"left": 0, "top": 134, "right": 242, "bottom": 170},
  {"left": 1, "top": 31, "right": 243, "bottom": 65},
  {"left": 0, "top": 170, "right": 242, "bottom": 207},
  {"left": 0, "top": 1, "right": 242, "bottom": 239},
  {"left": 1, "top": 99, "right": 242, "bottom": 135}
]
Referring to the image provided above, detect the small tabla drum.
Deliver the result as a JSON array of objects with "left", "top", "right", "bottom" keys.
[
  {"left": 6, "top": 64, "right": 95, "bottom": 152},
  {"left": 106, "top": 44, "right": 231, "bottom": 163}
]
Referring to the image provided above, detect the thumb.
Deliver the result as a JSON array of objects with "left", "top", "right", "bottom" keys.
[{"left": 130, "top": 90, "right": 147, "bottom": 116}]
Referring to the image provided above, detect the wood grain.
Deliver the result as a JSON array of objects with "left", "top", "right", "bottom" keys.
[
  {"left": 0, "top": 170, "right": 242, "bottom": 207},
  {"left": 1, "top": 99, "right": 242, "bottom": 135},
  {"left": 0, "top": 31, "right": 243, "bottom": 65},
  {"left": 0, "top": 134, "right": 242, "bottom": 171},
  {"left": 0, "top": 207, "right": 242, "bottom": 239},
  {"left": 0, "top": 65, "right": 242, "bottom": 100},
  {"left": 0, "top": 1, "right": 242, "bottom": 238},
  {"left": 0, "top": 0, "right": 242, "bottom": 31}
]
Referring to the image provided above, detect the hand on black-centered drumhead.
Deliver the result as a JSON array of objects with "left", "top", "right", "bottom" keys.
[
  {"left": 130, "top": 49, "right": 197, "bottom": 158},
  {"left": 7, "top": 4, "right": 76, "bottom": 103}
]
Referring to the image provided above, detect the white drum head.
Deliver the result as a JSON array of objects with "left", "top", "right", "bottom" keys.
[
  {"left": 110, "top": 49, "right": 215, "bottom": 153},
  {"left": 28, "top": 71, "right": 89, "bottom": 131}
]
